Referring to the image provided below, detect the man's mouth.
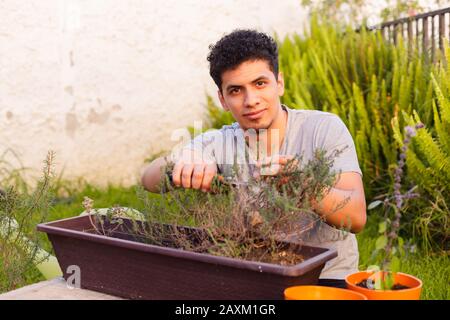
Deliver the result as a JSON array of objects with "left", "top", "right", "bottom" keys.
[{"left": 243, "top": 108, "right": 267, "bottom": 120}]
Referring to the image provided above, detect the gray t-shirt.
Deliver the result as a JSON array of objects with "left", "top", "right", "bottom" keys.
[{"left": 177, "top": 105, "right": 362, "bottom": 279}]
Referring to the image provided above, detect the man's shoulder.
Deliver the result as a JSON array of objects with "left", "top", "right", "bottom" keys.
[
  {"left": 286, "top": 107, "right": 344, "bottom": 130},
  {"left": 287, "top": 107, "right": 340, "bottom": 121}
]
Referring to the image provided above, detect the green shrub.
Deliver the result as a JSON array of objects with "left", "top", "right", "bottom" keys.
[
  {"left": 392, "top": 52, "right": 450, "bottom": 251},
  {"left": 0, "top": 152, "right": 55, "bottom": 293}
]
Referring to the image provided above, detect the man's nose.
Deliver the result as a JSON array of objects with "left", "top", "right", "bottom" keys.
[{"left": 244, "top": 89, "right": 260, "bottom": 108}]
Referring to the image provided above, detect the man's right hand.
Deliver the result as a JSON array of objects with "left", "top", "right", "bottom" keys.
[{"left": 171, "top": 149, "right": 218, "bottom": 192}]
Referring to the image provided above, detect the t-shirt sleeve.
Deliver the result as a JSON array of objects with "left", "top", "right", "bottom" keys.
[{"left": 314, "top": 114, "right": 362, "bottom": 177}]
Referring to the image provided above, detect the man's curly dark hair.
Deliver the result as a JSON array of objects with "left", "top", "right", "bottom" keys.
[{"left": 207, "top": 29, "right": 279, "bottom": 91}]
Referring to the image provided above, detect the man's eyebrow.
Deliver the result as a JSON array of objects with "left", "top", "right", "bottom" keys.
[
  {"left": 251, "top": 75, "right": 270, "bottom": 83},
  {"left": 225, "top": 84, "right": 241, "bottom": 91},
  {"left": 225, "top": 76, "right": 270, "bottom": 91}
]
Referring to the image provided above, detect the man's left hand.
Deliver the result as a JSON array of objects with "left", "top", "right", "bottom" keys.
[{"left": 256, "top": 155, "right": 299, "bottom": 177}]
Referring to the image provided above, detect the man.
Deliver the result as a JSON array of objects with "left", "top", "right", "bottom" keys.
[{"left": 141, "top": 29, "right": 366, "bottom": 288}]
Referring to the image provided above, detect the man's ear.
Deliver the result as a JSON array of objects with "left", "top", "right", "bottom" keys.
[
  {"left": 277, "top": 72, "right": 285, "bottom": 97},
  {"left": 218, "top": 90, "right": 229, "bottom": 111}
]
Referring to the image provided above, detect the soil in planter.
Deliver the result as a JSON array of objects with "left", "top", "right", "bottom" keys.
[
  {"left": 244, "top": 243, "right": 305, "bottom": 266},
  {"left": 84, "top": 221, "right": 305, "bottom": 266},
  {"left": 356, "top": 279, "right": 410, "bottom": 290}
]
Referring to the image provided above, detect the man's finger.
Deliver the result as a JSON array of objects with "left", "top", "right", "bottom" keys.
[
  {"left": 201, "top": 164, "right": 217, "bottom": 191},
  {"left": 257, "top": 155, "right": 299, "bottom": 176},
  {"left": 191, "top": 164, "right": 206, "bottom": 190},
  {"left": 259, "top": 155, "right": 280, "bottom": 176},
  {"left": 262, "top": 163, "right": 281, "bottom": 176},
  {"left": 181, "top": 164, "right": 194, "bottom": 188},
  {"left": 277, "top": 155, "right": 295, "bottom": 164},
  {"left": 172, "top": 161, "right": 184, "bottom": 187},
  {"left": 278, "top": 156, "right": 299, "bottom": 172}
]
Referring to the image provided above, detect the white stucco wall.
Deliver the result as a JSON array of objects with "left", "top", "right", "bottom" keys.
[{"left": 0, "top": 0, "right": 309, "bottom": 186}]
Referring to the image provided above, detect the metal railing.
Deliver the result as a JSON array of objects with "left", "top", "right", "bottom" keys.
[{"left": 370, "top": 7, "right": 450, "bottom": 62}]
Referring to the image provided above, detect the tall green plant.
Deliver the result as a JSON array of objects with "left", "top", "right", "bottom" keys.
[
  {"left": 392, "top": 50, "right": 450, "bottom": 250},
  {"left": 0, "top": 151, "right": 55, "bottom": 292}
]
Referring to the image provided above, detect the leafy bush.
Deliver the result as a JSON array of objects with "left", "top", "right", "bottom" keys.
[
  {"left": 0, "top": 152, "right": 55, "bottom": 293},
  {"left": 392, "top": 54, "right": 450, "bottom": 251}
]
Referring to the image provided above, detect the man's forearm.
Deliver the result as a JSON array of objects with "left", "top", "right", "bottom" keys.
[{"left": 312, "top": 187, "right": 367, "bottom": 233}]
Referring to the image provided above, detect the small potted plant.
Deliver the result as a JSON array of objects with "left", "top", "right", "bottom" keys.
[
  {"left": 345, "top": 123, "right": 424, "bottom": 300},
  {"left": 38, "top": 149, "right": 348, "bottom": 299}
]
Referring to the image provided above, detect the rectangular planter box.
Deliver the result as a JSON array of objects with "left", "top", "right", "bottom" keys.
[{"left": 37, "top": 215, "right": 337, "bottom": 300}]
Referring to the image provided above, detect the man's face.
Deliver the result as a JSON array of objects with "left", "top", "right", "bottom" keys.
[{"left": 218, "top": 59, "right": 285, "bottom": 131}]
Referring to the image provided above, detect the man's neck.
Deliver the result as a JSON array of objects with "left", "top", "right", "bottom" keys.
[{"left": 245, "top": 104, "right": 288, "bottom": 158}]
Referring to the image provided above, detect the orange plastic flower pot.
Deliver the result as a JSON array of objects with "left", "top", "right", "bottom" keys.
[
  {"left": 345, "top": 271, "right": 422, "bottom": 300},
  {"left": 284, "top": 285, "right": 368, "bottom": 300}
]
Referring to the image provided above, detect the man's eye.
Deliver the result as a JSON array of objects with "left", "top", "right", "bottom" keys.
[
  {"left": 256, "top": 81, "right": 266, "bottom": 86},
  {"left": 230, "top": 88, "right": 240, "bottom": 94}
]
